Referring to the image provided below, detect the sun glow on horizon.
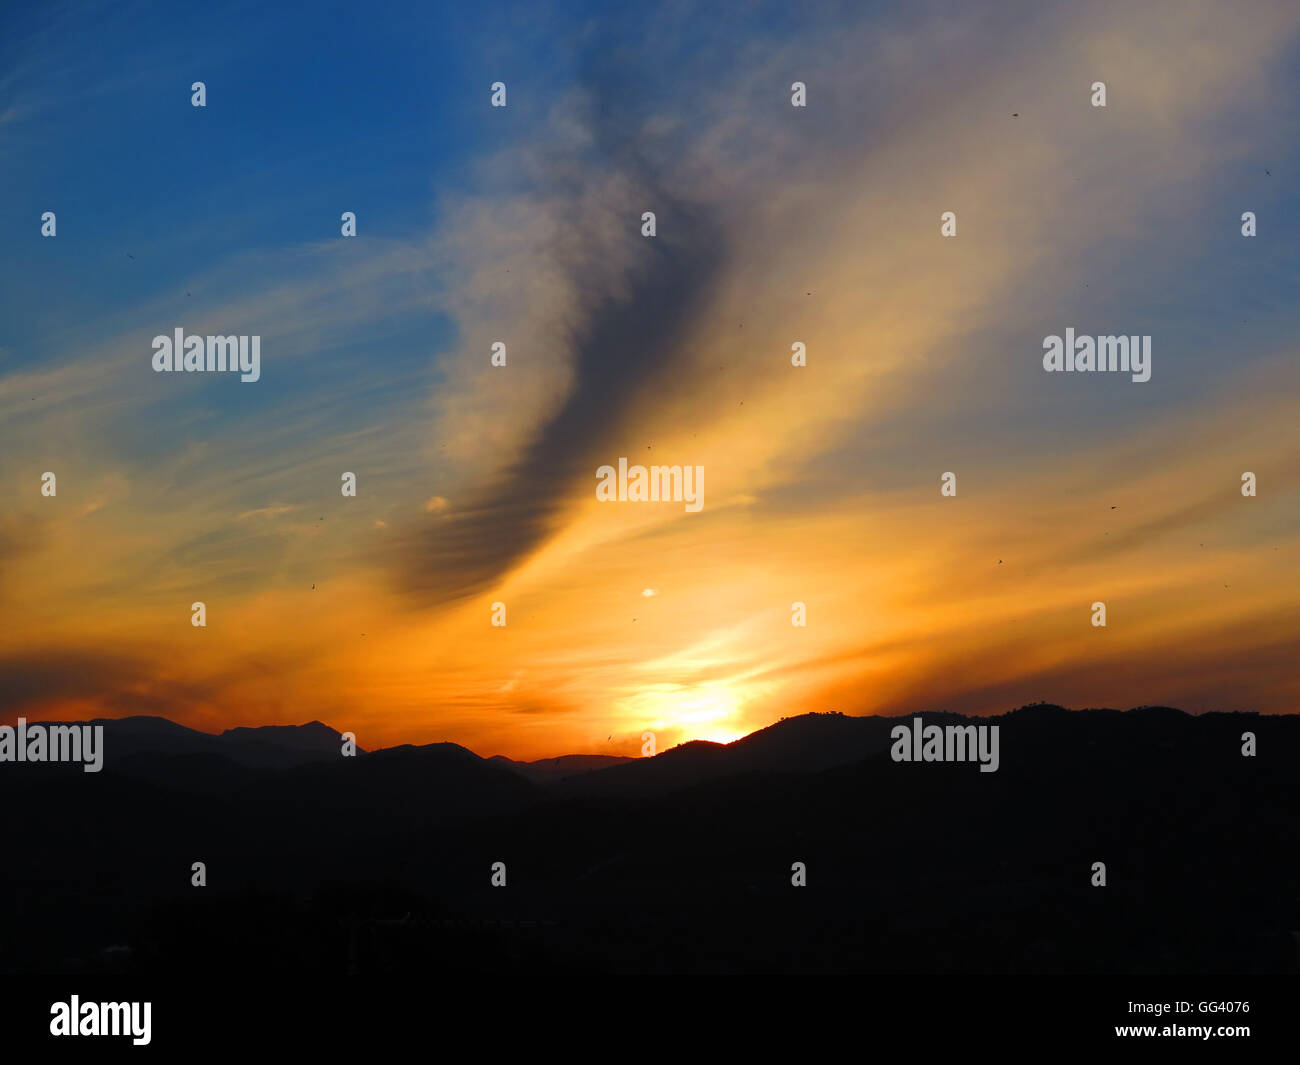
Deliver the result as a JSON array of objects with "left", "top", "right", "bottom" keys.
[{"left": 616, "top": 682, "right": 749, "bottom": 746}]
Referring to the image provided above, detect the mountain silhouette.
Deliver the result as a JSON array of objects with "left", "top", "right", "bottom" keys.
[
  {"left": 543, "top": 709, "right": 979, "bottom": 798},
  {"left": 31, "top": 715, "right": 361, "bottom": 769},
  {"left": 2, "top": 704, "right": 1296, "bottom": 975},
  {"left": 487, "top": 753, "right": 634, "bottom": 780}
]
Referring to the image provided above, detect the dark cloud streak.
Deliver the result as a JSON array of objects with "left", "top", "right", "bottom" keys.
[{"left": 394, "top": 52, "right": 731, "bottom": 605}]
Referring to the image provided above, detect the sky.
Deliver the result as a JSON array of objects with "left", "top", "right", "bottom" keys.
[{"left": 2, "top": 0, "right": 1298, "bottom": 759}]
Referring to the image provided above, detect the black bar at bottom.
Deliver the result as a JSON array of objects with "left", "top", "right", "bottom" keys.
[{"left": 1, "top": 974, "right": 1293, "bottom": 1053}]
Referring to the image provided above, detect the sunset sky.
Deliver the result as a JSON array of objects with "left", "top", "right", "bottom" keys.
[{"left": 2, "top": 0, "right": 1298, "bottom": 759}]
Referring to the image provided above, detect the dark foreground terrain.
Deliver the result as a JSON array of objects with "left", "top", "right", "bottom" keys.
[{"left": 3, "top": 705, "right": 1297, "bottom": 974}]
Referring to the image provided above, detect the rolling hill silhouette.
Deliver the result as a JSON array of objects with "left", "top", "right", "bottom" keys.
[{"left": 2, "top": 705, "right": 1296, "bottom": 975}]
